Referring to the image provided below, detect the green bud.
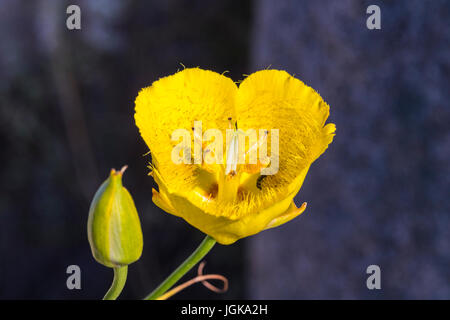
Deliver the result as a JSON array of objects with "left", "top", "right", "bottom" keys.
[{"left": 88, "top": 166, "right": 143, "bottom": 268}]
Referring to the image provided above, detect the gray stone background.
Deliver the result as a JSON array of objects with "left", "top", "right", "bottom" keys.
[
  {"left": 0, "top": 0, "right": 448, "bottom": 299},
  {"left": 248, "top": 0, "right": 450, "bottom": 299}
]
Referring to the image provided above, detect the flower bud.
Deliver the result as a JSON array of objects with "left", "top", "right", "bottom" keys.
[{"left": 88, "top": 166, "right": 143, "bottom": 268}]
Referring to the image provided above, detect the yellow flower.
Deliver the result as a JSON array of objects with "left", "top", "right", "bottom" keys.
[{"left": 135, "top": 68, "right": 335, "bottom": 245}]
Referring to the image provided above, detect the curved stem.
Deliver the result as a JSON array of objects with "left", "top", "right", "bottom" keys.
[
  {"left": 156, "top": 273, "right": 227, "bottom": 300},
  {"left": 144, "top": 235, "right": 217, "bottom": 300},
  {"left": 103, "top": 266, "right": 128, "bottom": 300}
]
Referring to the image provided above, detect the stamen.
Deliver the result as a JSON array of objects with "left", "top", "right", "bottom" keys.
[
  {"left": 218, "top": 117, "right": 243, "bottom": 202},
  {"left": 225, "top": 127, "right": 239, "bottom": 175}
]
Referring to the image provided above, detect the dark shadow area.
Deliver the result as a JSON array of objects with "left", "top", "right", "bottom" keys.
[{"left": 0, "top": 0, "right": 251, "bottom": 299}]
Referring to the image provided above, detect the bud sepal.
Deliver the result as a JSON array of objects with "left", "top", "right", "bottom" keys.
[{"left": 88, "top": 166, "right": 143, "bottom": 268}]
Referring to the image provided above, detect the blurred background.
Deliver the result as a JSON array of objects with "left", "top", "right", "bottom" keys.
[{"left": 0, "top": 0, "right": 448, "bottom": 299}]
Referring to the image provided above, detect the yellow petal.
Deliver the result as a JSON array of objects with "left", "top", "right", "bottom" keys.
[
  {"left": 159, "top": 166, "right": 310, "bottom": 244},
  {"left": 152, "top": 188, "right": 177, "bottom": 216},
  {"left": 236, "top": 70, "right": 335, "bottom": 192},
  {"left": 264, "top": 201, "right": 307, "bottom": 230},
  {"left": 134, "top": 68, "right": 237, "bottom": 194}
]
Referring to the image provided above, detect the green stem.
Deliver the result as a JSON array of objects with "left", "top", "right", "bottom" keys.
[
  {"left": 144, "top": 235, "right": 217, "bottom": 300},
  {"left": 103, "top": 266, "right": 128, "bottom": 300}
]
